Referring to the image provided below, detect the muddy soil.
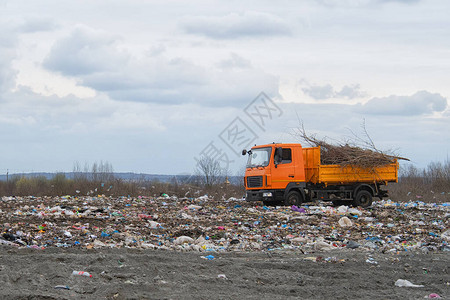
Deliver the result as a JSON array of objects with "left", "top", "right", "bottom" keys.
[{"left": 0, "top": 246, "right": 448, "bottom": 300}]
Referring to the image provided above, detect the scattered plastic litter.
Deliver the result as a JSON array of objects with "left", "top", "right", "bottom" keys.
[
  {"left": 138, "top": 214, "right": 153, "bottom": 219},
  {"left": 394, "top": 279, "right": 424, "bottom": 288},
  {"left": 347, "top": 208, "right": 362, "bottom": 216},
  {"left": 292, "top": 205, "right": 306, "bottom": 213},
  {"left": 186, "top": 205, "right": 202, "bottom": 210},
  {"left": 365, "top": 257, "right": 378, "bottom": 264},
  {"left": 335, "top": 206, "right": 346, "bottom": 214},
  {"left": 72, "top": 271, "right": 93, "bottom": 278},
  {"left": 441, "top": 229, "right": 450, "bottom": 242},
  {"left": 54, "top": 285, "right": 70, "bottom": 290},
  {"left": 314, "top": 241, "right": 334, "bottom": 251},
  {"left": 174, "top": 236, "right": 194, "bottom": 245},
  {"left": 338, "top": 216, "right": 353, "bottom": 228},
  {"left": 428, "top": 293, "right": 441, "bottom": 298},
  {"left": 201, "top": 255, "right": 215, "bottom": 260},
  {"left": 0, "top": 196, "right": 448, "bottom": 253},
  {"left": 304, "top": 256, "right": 345, "bottom": 263},
  {"left": 346, "top": 241, "right": 360, "bottom": 249}
]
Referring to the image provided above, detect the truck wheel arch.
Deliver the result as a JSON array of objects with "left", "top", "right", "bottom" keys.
[
  {"left": 284, "top": 182, "right": 306, "bottom": 204},
  {"left": 353, "top": 184, "right": 375, "bottom": 198}
]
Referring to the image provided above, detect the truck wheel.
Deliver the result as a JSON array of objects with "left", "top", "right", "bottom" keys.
[
  {"left": 353, "top": 190, "right": 373, "bottom": 208},
  {"left": 285, "top": 191, "right": 302, "bottom": 206}
]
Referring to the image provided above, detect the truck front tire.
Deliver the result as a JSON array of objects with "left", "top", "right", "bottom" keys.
[
  {"left": 285, "top": 190, "right": 302, "bottom": 206},
  {"left": 353, "top": 190, "right": 373, "bottom": 208}
]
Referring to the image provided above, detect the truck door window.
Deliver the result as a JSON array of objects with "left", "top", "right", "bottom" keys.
[{"left": 274, "top": 148, "right": 292, "bottom": 164}]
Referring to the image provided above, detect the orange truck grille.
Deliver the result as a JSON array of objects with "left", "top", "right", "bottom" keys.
[{"left": 247, "top": 176, "right": 263, "bottom": 188}]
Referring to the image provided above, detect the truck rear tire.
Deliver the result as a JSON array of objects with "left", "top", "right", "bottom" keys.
[
  {"left": 285, "top": 191, "right": 302, "bottom": 206},
  {"left": 353, "top": 190, "right": 373, "bottom": 208}
]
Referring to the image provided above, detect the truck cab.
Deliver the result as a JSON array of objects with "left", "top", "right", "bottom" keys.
[{"left": 243, "top": 143, "right": 306, "bottom": 206}]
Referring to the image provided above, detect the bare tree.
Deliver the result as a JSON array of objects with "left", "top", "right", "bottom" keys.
[
  {"left": 74, "top": 161, "right": 114, "bottom": 182},
  {"left": 73, "top": 161, "right": 87, "bottom": 181},
  {"left": 98, "top": 160, "right": 114, "bottom": 182},
  {"left": 195, "top": 156, "right": 224, "bottom": 187}
]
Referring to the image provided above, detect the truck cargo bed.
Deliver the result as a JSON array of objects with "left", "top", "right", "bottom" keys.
[{"left": 303, "top": 147, "right": 398, "bottom": 185}]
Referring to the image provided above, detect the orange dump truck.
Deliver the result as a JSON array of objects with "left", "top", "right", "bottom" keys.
[{"left": 242, "top": 143, "right": 398, "bottom": 207}]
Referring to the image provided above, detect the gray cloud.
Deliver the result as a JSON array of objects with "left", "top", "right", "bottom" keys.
[
  {"left": 81, "top": 57, "right": 208, "bottom": 92},
  {"left": 43, "top": 26, "right": 129, "bottom": 76},
  {"left": 148, "top": 44, "right": 166, "bottom": 57},
  {"left": 42, "top": 26, "right": 279, "bottom": 107},
  {"left": 1, "top": 17, "right": 59, "bottom": 93},
  {"left": 356, "top": 91, "right": 447, "bottom": 115},
  {"left": 217, "top": 53, "right": 252, "bottom": 69},
  {"left": 337, "top": 84, "right": 367, "bottom": 99},
  {"left": 0, "top": 23, "right": 18, "bottom": 93},
  {"left": 181, "top": 12, "right": 291, "bottom": 39},
  {"left": 302, "top": 83, "right": 366, "bottom": 100},
  {"left": 302, "top": 84, "right": 334, "bottom": 100},
  {"left": 0, "top": 48, "right": 16, "bottom": 93},
  {"left": 315, "top": 0, "right": 420, "bottom": 6},
  {"left": 17, "top": 17, "right": 58, "bottom": 33},
  {"left": 94, "top": 66, "right": 279, "bottom": 107},
  {"left": 377, "top": 0, "right": 420, "bottom": 3}
]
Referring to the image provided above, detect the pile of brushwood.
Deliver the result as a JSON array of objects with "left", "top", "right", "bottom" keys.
[{"left": 295, "top": 122, "right": 409, "bottom": 168}]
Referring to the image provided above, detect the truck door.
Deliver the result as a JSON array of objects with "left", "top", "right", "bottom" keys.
[{"left": 271, "top": 147, "right": 296, "bottom": 190}]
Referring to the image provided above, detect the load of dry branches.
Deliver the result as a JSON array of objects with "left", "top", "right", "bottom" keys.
[{"left": 294, "top": 121, "right": 409, "bottom": 168}]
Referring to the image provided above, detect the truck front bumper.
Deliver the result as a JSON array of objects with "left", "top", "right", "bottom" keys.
[{"left": 246, "top": 190, "right": 284, "bottom": 202}]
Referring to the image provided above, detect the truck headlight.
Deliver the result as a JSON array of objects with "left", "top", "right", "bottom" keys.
[{"left": 263, "top": 192, "right": 272, "bottom": 197}]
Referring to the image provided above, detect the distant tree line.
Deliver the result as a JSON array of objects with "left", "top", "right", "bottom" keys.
[
  {"left": 72, "top": 160, "right": 115, "bottom": 182},
  {"left": 389, "top": 160, "right": 450, "bottom": 203},
  {"left": 0, "top": 159, "right": 448, "bottom": 203},
  {"left": 0, "top": 160, "right": 244, "bottom": 199}
]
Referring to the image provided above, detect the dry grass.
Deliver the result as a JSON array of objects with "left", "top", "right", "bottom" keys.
[
  {"left": 0, "top": 174, "right": 245, "bottom": 199},
  {"left": 389, "top": 162, "right": 450, "bottom": 203}
]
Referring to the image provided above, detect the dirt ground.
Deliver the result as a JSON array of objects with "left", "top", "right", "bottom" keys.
[{"left": 0, "top": 246, "right": 448, "bottom": 300}]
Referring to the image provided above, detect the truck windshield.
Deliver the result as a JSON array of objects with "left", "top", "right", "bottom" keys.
[{"left": 246, "top": 147, "right": 272, "bottom": 168}]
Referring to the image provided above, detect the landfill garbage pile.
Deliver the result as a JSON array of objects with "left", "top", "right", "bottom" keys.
[{"left": 0, "top": 195, "right": 448, "bottom": 253}]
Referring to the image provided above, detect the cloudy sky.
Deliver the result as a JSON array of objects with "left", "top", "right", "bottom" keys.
[{"left": 0, "top": 0, "right": 449, "bottom": 176}]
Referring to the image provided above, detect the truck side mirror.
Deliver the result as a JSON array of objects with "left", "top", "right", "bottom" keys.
[{"left": 242, "top": 149, "right": 247, "bottom": 156}]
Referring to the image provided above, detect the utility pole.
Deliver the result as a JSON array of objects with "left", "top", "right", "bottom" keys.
[{"left": 6, "top": 169, "right": 8, "bottom": 183}]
